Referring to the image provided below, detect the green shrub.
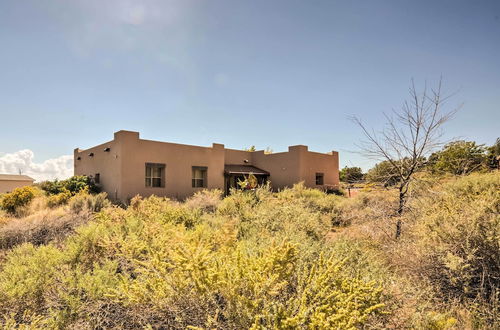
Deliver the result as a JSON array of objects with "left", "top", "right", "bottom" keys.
[
  {"left": 0, "top": 244, "right": 64, "bottom": 313},
  {"left": 38, "top": 179, "right": 65, "bottom": 195},
  {"left": 39, "top": 175, "right": 100, "bottom": 196},
  {"left": 9, "top": 173, "right": 499, "bottom": 328},
  {"left": 65, "top": 175, "right": 100, "bottom": 194},
  {"left": 0, "top": 191, "right": 386, "bottom": 329},
  {"left": 0, "top": 186, "right": 39, "bottom": 214},
  {"left": 414, "top": 172, "right": 500, "bottom": 304},
  {"left": 217, "top": 189, "right": 258, "bottom": 218},
  {"left": 129, "top": 195, "right": 202, "bottom": 228},
  {"left": 275, "top": 182, "right": 343, "bottom": 213},
  {"left": 326, "top": 186, "right": 345, "bottom": 196},
  {"left": 69, "top": 191, "right": 111, "bottom": 214}
]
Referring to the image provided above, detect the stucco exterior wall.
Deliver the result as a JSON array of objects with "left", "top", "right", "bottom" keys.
[
  {"left": 300, "top": 150, "right": 339, "bottom": 188},
  {"left": 224, "top": 149, "right": 253, "bottom": 165},
  {"left": 251, "top": 145, "right": 339, "bottom": 190},
  {"left": 74, "top": 130, "right": 339, "bottom": 203},
  {"left": 118, "top": 132, "right": 225, "bottom": 201},
  {"left": 252, "top": 148, "right": 301, "bottom": 190},
  {"left": 74, "top": 137, "right": 122, "bottom": 200},
  {"left": 0, "top": 180, "right": 34, "bottom": 194}
]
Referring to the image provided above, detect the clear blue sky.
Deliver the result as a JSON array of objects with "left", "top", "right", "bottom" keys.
[{"left": 0, "top": 0, "right": 499, "bottom": 174}]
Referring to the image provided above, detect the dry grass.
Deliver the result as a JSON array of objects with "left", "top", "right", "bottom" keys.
[
  {"left": 0, "top": 174, "right": 498, "bottom": 329},
  {"left": 0, "top": 186, "right": 387, "bottom": 329},
  {"left": 0, "top": 205, "right": 92, "bottom": 251},
  {"left": 329, "top": 188, "right": 399, "bottom": 243},
  {"left": 184, "top": 189, "right": 223, "bottom": 212},
  {"left": 331, "top": 172, "right": 500, "bottom": 328},
  {"left": 0, "top": 194, "right": 110, "bottom": 259}
]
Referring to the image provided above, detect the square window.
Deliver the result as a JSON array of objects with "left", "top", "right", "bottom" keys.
[
  {"left": 192, "top": 166, "right": 207, "bottom": 188},
  {"left": 145, "top": 163, "right": 165, "bottom": 188},
  {"left": 315, "top": 173, "right": 324, "bottom": 185}
]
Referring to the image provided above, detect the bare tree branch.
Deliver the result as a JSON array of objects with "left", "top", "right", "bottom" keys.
[{"left": 351, "top": 78, "right": 457, "bottom": 238}]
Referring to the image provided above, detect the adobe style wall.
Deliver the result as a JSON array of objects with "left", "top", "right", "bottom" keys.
[
  {"left": 225, "top": 146, "right": 339, "bottom": 190},
  {"left": 75, "top": 130, "right": 339, "bottom": 202},
  {"left": 118, "top": 131, "right": 225, "bottom": 201},
  {"left": 75, "top": 131, "right": 226, "bottom": 202},
  {"left": 300, "top": 149, "right": 339, "bottom": 188},
  {"left": 74, "top": 137, "right": 122, "bottom": 201},
  {"left": 252, "top": 148, "right": 301, "bottom": 189},
  {"left": 0, "top": 180, "right": 34, "bottom": 194},
  {"left": 252, "top": 146, "right": 339, "bottom": 190}
]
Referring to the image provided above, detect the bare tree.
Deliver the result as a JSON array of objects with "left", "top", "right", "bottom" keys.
[{"left": 352, "top": 79, "right": 457, "bottom": 238}]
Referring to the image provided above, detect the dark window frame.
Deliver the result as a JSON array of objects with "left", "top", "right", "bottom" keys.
[
  {"left": 94, "top": 173, "right": 100, "bottom": 184},
  {"left": 192, "top": 166, "right": 208, "bottom": 188},
  {"left": 315, "top": 172, "right": 324, "bottom": 185},
  {"left": 145, "top": 163, "right": 166, "bottom": 188}
]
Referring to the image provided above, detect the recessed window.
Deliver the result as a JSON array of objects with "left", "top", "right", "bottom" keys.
[
  {"left": 94, "top": 173, "right": 100, "bottom": 184},
  {"left": 192, "top": 166, "right": 207, "bottom": 188},
  {"left": 315, "top": 173, "right": 324, "bottom": 185},
  {"left": 145, "top": 163, "right": 165, "bottom": 188}
]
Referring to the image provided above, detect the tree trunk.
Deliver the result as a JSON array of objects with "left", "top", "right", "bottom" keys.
[{"left": 395, "top": 181, "right": 408, "bottom": 238}]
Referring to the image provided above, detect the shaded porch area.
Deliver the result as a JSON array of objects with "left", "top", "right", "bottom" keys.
[{"left": 224, "top": 164, "right": 270, "bottom": 195}]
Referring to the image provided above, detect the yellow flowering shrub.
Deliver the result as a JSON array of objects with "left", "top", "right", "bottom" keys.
[
  {"left": 46, "top": 188, "right": 72, "bottom": 208},
  {"left": 0, "top": 187, "right": 386, "bottom": 329},
  {"left": 0, "top": 186, "right": 40, "bottom": 215}
]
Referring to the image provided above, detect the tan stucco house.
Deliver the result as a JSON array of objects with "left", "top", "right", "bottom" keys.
[
  {"left": 74, "top": 130, "right": 339, "bottom": 202},
  {"left": 0, "top": 174, "right": 35, "bottom": 194}
]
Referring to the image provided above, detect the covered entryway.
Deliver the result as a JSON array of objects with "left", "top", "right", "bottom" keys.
[{"left": 224, "top": 165, "right": 270, "bottom": 195}]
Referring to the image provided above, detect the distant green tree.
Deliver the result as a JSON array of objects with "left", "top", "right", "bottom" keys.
[
  {"left": 485, "top": 138, "right": 500, "bottom": 170},
  {"left": 245, "top": 146, "right": 257, "bottom": 152},
  {"left": 39, "top": 175, "right": 100, "bottom": 196},
  {"left": 365, "top": 161, "right": 401, "bottom": 186},
  {"left": 429, "top": 140, "right": 487, "bottom": 175},
  {"left": 339, "top": 166, "right": 364, "bottom": 183},
  {"left": 39, "top": 179, "right": 64, "bottom": 195},
  {"left": 64, "top": 175, "right": 99, "bottom": 194}
]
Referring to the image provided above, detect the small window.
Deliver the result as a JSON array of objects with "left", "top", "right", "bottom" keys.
[
  {"left": 315, "top": 173, "right": 324, "bottom": 185},
  {"left": 145, "top": 163, "right": 165, "bottom": 187},
  {"left": 94, "top": 173, "right": 100, "bottom": 184},
  {"left": 192, "top": 166, "right": 207, "bottom": 188}
]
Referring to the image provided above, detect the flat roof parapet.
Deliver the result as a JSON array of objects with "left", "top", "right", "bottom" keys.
[{"left": 114, "top": 130, "right": 139, "bottom": 140}]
